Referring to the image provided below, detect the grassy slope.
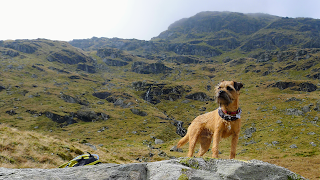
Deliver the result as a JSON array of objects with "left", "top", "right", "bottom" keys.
[{"left": 0, "top": 40, "right": 319, "bottom": 179}]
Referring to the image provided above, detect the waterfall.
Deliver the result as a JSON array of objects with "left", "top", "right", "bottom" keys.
[{"left": 145, "top": 87, "right": 151, "bottom": 102}]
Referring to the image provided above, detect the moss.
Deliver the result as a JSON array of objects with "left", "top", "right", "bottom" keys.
[
  {"left": 178, "top": 174, "right": 189, "bottom": 180},
  {"left": 179, "top": 157, "right": 199, "bottom": 169},
  {"left": 287, "top": 174, "right": 304, "bottom": 180}
]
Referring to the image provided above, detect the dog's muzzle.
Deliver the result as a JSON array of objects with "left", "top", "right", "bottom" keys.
[{"left": 217, "top": 90, "right": 231, "bottom": 104}]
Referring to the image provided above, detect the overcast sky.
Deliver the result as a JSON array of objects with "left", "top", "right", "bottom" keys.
[{"left": 1, "top": 0, "right": 320, "bottom": 41}]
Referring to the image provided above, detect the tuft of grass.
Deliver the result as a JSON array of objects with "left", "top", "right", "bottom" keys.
[{"left": 178, "top": 173, "right": 189, "bottom": 180}]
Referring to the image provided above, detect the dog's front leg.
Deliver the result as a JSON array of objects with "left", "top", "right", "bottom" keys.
[
  {"left": 230, "top": 132, "right": 239, "bottom": 159},
  {"left": 211, "top": 131, "right": 221, "bottom": 158}
]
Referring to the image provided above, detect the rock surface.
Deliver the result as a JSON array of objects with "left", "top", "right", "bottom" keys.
[{"left": 0, "top": 158, "right": 304, "bottom": 180}]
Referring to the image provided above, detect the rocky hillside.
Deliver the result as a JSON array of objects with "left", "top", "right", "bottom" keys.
[
  {"left": 1, "top": 11, "right": 320, "bottom": 179},
  {"left": 70, "top": 11, "right": 320, "bottom": 57}
]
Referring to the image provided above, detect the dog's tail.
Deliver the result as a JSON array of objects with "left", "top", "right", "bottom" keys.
[{"left": 177, "top": 133, "right": 189, "bottom": 148}]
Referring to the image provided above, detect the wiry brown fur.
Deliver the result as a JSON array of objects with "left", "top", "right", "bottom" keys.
[{"left": 177, "top": 81, "right": 243, "bottom": 159}]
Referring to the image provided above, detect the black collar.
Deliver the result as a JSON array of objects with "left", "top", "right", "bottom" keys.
[{"left": 218, "top": 107, "right": 241, "bottom": 121}]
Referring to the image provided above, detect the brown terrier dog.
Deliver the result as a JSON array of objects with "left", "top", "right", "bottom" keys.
[{"left": 177, "top": 81, "right": 243, "bottom": 159}]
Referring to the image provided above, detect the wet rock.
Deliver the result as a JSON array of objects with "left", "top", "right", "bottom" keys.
[{"left": 173, "top": 120, "right": 187, "bottom": 137}]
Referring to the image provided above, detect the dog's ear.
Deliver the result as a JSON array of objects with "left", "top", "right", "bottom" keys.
[{"left": 234, "top": 82, "right": 243, "bottom": 91}]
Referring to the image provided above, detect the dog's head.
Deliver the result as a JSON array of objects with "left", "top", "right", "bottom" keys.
[{"left": 215, "top": 81, "right": 243, "bottom": 106}]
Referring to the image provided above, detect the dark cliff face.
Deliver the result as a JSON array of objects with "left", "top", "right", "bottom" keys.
[{"left": 156, "top": 11, "right": 280, "bottom": 40}]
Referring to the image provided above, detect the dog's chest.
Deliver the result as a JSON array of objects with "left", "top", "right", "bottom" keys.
[
  {"left": 223, "top": 120, "right": 232, "bottom": 130},
  {"left": 221, "top": 121, "right": 234, "bottom": 137}
]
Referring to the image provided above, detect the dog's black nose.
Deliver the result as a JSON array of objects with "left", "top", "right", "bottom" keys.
[{"left": 219, "top": 90, "right": 224, "bottom": 94}]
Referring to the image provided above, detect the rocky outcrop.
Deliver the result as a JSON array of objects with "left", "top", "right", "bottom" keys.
[
  {"left": 131, "top": 62, "right": 172, "bottom": 74},
  {"left": 132, "top": 81, "right": 192, "bottom": 104},
  {"left": 130, "top": 108, "right": 148, "bottom": 116},
  {"left": 0, "top": 85, "right": 5, "bottom": 91},
  {"left": 27, "top": 110, "right": 109, "bottom": 127},
  {"left": 76, "top": 110, "right": 109, "bottom": 122},
  {"left": 92, "top": 92, "right": 112, "bottom": 99},
  {"left": 45, "top": 112, "right": 77, "bottom": 125},
  {"left": 270, "top": 81, "right": 318, "bottom": 92},
  {"left": 47, "top": 49, "right": 92, "bottom": 65},
  {"left": 3, "top": 40, "right": 38, "bottom": 53},
  {"left": 168, "top": 43, "right": 222, "bottom": 57},
  {"left": 93, "top": 91, "right": 135, "bottom": 108},
  {"left": 307, "top": 72, "right": 320, "bottom": 80},
  {"left": 60, "top": 94, "right": 89, "bottom": 106},
  {"left": 0, "top": 48, "right": 20, "bottom": 57},
  {"left": 0, "top": 158, "right": 304, "bottom": 180},
  {"left": 97, "top": 48, "right": 133, "bottom": 61}
]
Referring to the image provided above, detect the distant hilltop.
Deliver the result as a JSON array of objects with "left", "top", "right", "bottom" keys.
[{"left": 70, "top": 11, "right": 320, "bottom": 55}]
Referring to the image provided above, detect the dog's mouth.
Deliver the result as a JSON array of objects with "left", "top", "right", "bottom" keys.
[{"left": 217, "top": 90, "right": 232, "bottom": 104}]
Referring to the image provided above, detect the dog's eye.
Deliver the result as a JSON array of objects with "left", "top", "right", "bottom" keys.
[{"left": 227, "top": 86, "right": 233, "bottom": 91}]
